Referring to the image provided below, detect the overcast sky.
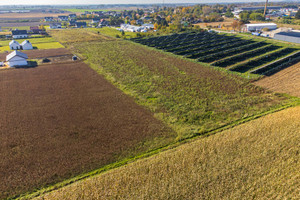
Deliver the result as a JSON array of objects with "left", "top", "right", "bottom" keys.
[{"left": 0, "top": 0, "right": 283, "bottom": 5}]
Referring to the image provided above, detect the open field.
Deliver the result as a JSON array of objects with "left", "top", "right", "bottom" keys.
[
  {"left": 0, "top": 48, "right": 70, "bottom": 60},
  {"left": 87, "top": 27, "right": 138, "bottom": 38},
  {"left": 51, "top": 29, "right": 293, "bottom": 140},
  {"left": 0, "top": 12, "right": 68, "bottom": 19},
  {"left": 131, "top": 32, "right": 300, "bottom": 76},
  {"left": 0, "top": 61, "right": 174, "bottom": 199},
  {"left": 0, "top": 37, "right": 65, "bottom": 53},
  {"left": 36, "top": 105, "right": 300, "bottom": 200},
  {"left": 0, "top": 22, "right": 48, "bottom": 28},
  {"left": 254, "top": 63, "right": 300, "bottom": 98}
]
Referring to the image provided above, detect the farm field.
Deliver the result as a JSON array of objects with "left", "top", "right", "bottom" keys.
[
  {"left": 0, "top": 12, "right": 68, "bottom": 19},
  {"left": 36, "top": 105, "right": 300, "bottom": 200},
  {"left": 0, "top": 37, "right": 64, "bottom": 52},
  {"left": 51, "top": 29, "right": 293, "bottom": 140},
  {"left": 131, "top": 32, "right": 300, "bottom": 76},
  {"left": 254, "top": 63, "right": 300, "bottom": 98},
  {"left": 87, "top": 27, "right": 138, "bottom": 38},
  {"left": 0, "top": 61, "right": 174, "bottom": 199}
]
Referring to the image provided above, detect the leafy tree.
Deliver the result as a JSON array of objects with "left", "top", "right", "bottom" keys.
[
  {"left": 296, "top": 10, "right": 300, "bottom": 19},
  {"left": 249, "top": 13, "right": 264, "bottom": 21}
]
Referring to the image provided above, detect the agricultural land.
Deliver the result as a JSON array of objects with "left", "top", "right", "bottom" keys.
[
  {"left": 36, "top": 105, "right": 300, "bottom": 200},
  {"left": 0, "top": 60, "right": 174, "bottom": 199},
  {"left": 255, "top": 62, "right": 300, "bottom": 98}
]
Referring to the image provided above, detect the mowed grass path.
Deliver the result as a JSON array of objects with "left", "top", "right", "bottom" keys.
[
  {"left": 36, "top": 105, "right": 300, "bottom": 200},
  {"left": 51, "top": 29, "right": 292, "bottom": 139}
]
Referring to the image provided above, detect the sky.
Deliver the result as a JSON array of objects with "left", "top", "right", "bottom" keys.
[{"left": 0, "top": 0, "right": 283, "bottom": 6}]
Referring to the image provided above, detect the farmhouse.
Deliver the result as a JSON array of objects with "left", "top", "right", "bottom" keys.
[
  {"left": 75, "top": 22, "right": 87, "bottom": 28},
  {"left": 243, "top": 23, "right": 277, "bottom": 32},
  {"left": 12, "top": 30, "right": 28, "bottom": 39},
  {"left": 9, "top": 40, "right": 21, "bottom": 50},
  {"left": 30, "top": 26, "right": 42, "bottom": 34},
  {"left": 21, "top": 40, "right": 33, "bottom": 50},
  {"left": 274, "top": 31, "right": 300, "bottom": 44},
  {"left": 6, "top": 51, "right": 28, "bottom": 67}
]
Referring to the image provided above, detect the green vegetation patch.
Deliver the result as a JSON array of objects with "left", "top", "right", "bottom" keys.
[{"left": 51, "top": 29, "right": 293, "bottom": 140}]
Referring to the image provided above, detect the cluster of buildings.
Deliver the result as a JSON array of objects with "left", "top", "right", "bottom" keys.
[
  {"left": 120, "top": 23, "right": 154, "bottom": 32},
  {"left": 9, "top": 40, "right": 33, "bottom": 50}
]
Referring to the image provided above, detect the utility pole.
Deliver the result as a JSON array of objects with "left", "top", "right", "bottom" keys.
[{"left": 264, "top": 0, "right": 269, "bottom": 17}]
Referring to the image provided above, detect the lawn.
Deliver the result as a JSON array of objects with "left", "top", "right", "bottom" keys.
[
  {"left": 36, "top": 105, "right": 300, "bottom": 200},
  {"left": 87, "top": 27, "right": 138, "bottom": 38},
  {"left": 0, "top": 37, "right": 64, "bottom": 52}
]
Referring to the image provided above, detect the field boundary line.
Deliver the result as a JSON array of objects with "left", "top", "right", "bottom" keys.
[{"left": 14, "top": 98, "right": 300, "bottom": 200}]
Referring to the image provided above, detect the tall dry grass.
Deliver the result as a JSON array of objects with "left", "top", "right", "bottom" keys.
[{"left": 36, "top": 106, "right": 300, "bottom": 200}]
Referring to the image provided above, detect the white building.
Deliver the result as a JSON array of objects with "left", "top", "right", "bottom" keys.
[
  {"left": 243, "top": 23, "right": 277, "bottom": 32},
  {"left": 6, "top": 51, "right": 28, "bottom": 67},
  {"left": 9, "top": 40, "right": 21, "bottom": 50},
  {"left": 21, "top": 40, "right": 33, "bottom": 50},
  {"left": 11, "top": 30, "right": 28, "bottom": 39}
]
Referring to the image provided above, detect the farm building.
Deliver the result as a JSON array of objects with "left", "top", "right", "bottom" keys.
[
  {"left": 75, "top": 22, "right": 87, "bottom": 28},
  {"left": 243, "top": 23, "right": 277, "bottom": 32},
  {"left": 9, "top": 40, "right": 21, "bottom": 50},
  {"left": 12, "top": 30, "right": 28, "bottom": 39},
  {"left": 6, "top": 51, "right": 28, "bottom": 67},
  {"left": 21, "top": 40, "right": 33, "bottom": 50},
  {"left": 274, "top": 31, "right": 300, "bottom": 44}
]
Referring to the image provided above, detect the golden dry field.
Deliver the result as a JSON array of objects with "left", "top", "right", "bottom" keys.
[
  {"left": 36, "top": 106, "right": 300, "bottom": 200},
  {"left": 255, "top": 63, "right": 300, "bottom": 98}
]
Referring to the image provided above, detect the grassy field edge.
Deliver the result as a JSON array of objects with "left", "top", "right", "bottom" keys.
[{"left": 15, "top": 97, "right": 300, "bottom": 200}]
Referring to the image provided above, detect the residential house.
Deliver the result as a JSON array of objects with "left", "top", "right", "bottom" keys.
[
  {"left": 98, "top": 19, "right": 109, "bottom": 27},
  {"left": 68, "top": 14, "right": 77, "bottom": 19},
  {"left": 9, "top": 40, "right": 21, "bottom": 50},
  {"left": 44, "top": 17, "right": 54, "bottom": 22},
  {"left": 30, "top": 26, "right": 42, "bottom": 34},
  {"left": 6, "top": 51, "right": 28, "bottom": 67},
  {"left": 69, "top": 19, "right": 77, "bottom": 26},
  {"left": 12, "top": 30, "right": 28, "bottom": 39},
  {"left": 49, "top": 23, "right": 62, "bottom": 29},
  {"left": 92, "top": 18, "right": 100, "bottom": 24},
  {"left": 75, "top": 22, "right": 87, "bottom": 28},
  {"left": 21, "top": 40, "right": 33, "bottom": 50},
  {"left": 58, "top": 15, "right": 68, "bottom": 21}
]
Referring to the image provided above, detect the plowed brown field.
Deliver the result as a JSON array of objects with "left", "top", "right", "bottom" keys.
[
  {"left": 254, "top": 63, "right": 300, "bottom": 97},
  {"left": 0, "top": 62, "right": 174, "bottom": 199}
]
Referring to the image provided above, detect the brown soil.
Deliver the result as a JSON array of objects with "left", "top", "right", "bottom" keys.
[
  {"left": 0, "top": 12, "right": 67, "bottom": 19},
  {"left": 0, "top": 61, "right": 173, "bottom": 199},
  {"left": 0, "top": 48, "right": 71, "bottom": 60},
  {"left": 254, "top": 63, "right": 300, "bottom": 97}
]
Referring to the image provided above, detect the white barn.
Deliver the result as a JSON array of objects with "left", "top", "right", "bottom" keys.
[
  {"left": 9, "top": 40, "right": 21, "bottom": 50},
  {"left": 21, "top": 40, "right": 33, "bottom": 50},
  {"left": 243, "top": 23, "right": 277, "bottom": 32},
  {"left": 6, "top": 51, "right": 28, "bottom": 67}
]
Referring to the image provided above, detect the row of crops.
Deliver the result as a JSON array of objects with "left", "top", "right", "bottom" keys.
[{"left": 131, "top": 32, "right": 299, "bottom": 75}]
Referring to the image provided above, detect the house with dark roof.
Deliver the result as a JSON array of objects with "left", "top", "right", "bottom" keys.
[
  {"left": 69, "top": 14, "right": 77, "bottom": 19},
  {"left": 49, "top": 23, "right": 62, "bottom": 29},
  {"left": 58, "top": 15, "right": 68, "bottom": 21},
  {"left": 75, "top": 22, "right": 87, "bottom": 28},
  {"left": 11, "top": 30, "right": 28, "bottom": 39},
  {"left": 274, "top": 31, "right": 300, "bottom": 44},
  {"left": 44, "top": 17, "right": 54, "bottom": 22}
]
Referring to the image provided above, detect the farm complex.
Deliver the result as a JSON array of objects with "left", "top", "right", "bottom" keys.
[{"left": 0, "top": 2, "right": 300, "bottom": 200}]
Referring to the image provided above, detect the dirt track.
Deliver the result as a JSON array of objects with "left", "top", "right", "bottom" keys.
[
  {"left": 0, "top": 61, "right": 173, "bottom": 199},
  {"left": 254, "top": 63, "right": 300, "bottom": 97}
]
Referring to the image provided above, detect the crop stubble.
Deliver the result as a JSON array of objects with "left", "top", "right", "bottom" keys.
[{"left": 0, "top": 61, "right": 174, "bottom": 199}]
